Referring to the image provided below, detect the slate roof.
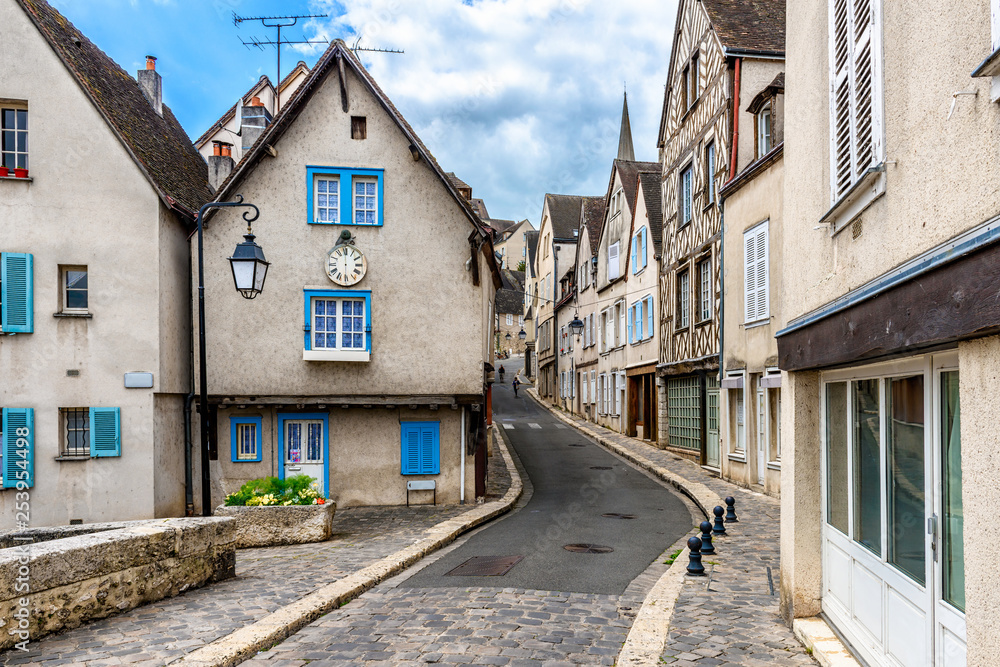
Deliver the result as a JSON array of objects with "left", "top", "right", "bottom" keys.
[
  {"left": 16, "top": 0, "right": 212, "bottom": 217},
  {"left": 614, "top": 160, "right": 660, "bottom": 213},
  {"left": 581, "top": 196, "right": 605, "bottom": 250},
  {"left": 638, "top": 172, "right": 664, "bottom": 256},
  {"left": 446, "top": 172, "right": 471, "bottom": 191},
  {"left": 544, "top": 194, "right": 586, "bottom": 240},
  {"left": 701, "top": 0, "right": 786, "bottom": 54},
  {"left": 525, "top": 230, "right": 540, "bottom": 278},
  {"left": 470, "top": 198, "right": 490, "bottom": 220},
  {"left": 495, "top": 268, "right": 525, "bottom": 315},
  {"left": 211, "top": 39, "right": 500, "bottom": 287},
  {"left": 489, "top": 218, "right": 519, "bottom": 235}
]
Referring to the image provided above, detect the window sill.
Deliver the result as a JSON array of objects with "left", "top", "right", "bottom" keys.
[
  {"left": 972, "top": 45, "right": 1000, "bottom": 77},
  {"left": 0, "top": 175, "right": 32, "bottom": 182},
  {"left": 820, "top": 163, "right": 886, "bottom": 234},
  {"left": 54, "top": 312, "right": 92, "bottom": 319},
  {"left": 55, "top": 455, "right": 90, "bottom": 462},
  {"left": 728, "top": 452, "right": 746, "bottom": 463},
  {"left": 307, "top": 220, "right": 383, "bottom": 227},
  {"left": 767, "top": 461, "right": 781, "bottom": 471},
  {"left": 303, "top": 349, "right": 370, "bottom": 362},
  {"left": 742, "top": 318, "right": 770, "bottom": 330}
]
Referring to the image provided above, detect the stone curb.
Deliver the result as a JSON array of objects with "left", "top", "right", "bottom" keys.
[{"left": 171, "top": 432, "right": 523, "bottom": 667}]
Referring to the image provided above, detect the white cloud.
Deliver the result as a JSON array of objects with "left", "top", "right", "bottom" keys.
[{"left": 306, "top": 0, "right": 677, "bottom": 220}]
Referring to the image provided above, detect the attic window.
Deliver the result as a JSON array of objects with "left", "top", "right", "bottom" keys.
[{"left": 351, "top": 116, "right": 367, "bottom": 140}]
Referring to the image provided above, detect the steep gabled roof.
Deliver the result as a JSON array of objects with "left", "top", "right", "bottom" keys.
[
  {"left": 581, "top": 196, "right": 605, "bottom": 251},
  {"left": 16, "top": 0, "right": 211, "bottom": 217},
  {"left": 525, "top": 230, "right": 540, "bottom": 278},
  {"left": 701, "top": 0, "right": 786, "bottom": 55},
  {"left": 544, "top": 194, "right": 586, "bottom": 240},
  {"left": 613, "top": 159, "right": 660, "bottom": 213},
  {"left": 637, "top": 172, "right": 664, "bottom": 256},
  {"left": 488, "top": 218, "right": 520, "bottom": 235},
  {"left": 211, "top": 39, "right": 499, "bottom": 287}
]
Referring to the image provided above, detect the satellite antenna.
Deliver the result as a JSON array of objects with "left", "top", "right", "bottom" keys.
[{"left": 234, "top": 13, "right": 403, "bottom": 112}]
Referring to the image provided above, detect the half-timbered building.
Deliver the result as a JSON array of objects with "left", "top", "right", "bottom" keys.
[{"left": 657, "top": 0, "right": 784, "bottom": 465}]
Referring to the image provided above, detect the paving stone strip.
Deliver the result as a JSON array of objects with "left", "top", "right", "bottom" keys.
[
  {"left": 526, "top": 389, "right": 818, "bottom": 667},
  {"left": 3, "top": 437, "right": 519, "bottom": 667}
]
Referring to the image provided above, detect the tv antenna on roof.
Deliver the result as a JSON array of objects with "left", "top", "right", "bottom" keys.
[{"left": 234, "top": 12, "right": 329, "bottom": 111}]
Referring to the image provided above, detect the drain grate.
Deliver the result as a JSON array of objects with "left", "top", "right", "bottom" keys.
[
  {"left": 563, "top": 543, "right": 614, "bottom": 554},
  {"left": 590, "top": 466, "right": 612, "bottom": 470},
  {"left": 601, "top": 513, "right": 636, "bottom": 520},
  {"left": 445, "top": 555, "right": 524, "bottom": 576}
]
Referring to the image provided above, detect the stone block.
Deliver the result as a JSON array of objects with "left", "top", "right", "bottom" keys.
[{"left": 214, "top": 502, "right": 336, "bottom": 548}]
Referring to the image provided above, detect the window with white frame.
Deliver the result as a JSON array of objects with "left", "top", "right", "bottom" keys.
[
  {"left": 680, "top": 164, "right": 693, "bottom": 226},
  {"left": 744, "top": 222, "right": 769, "bottom": 323},
  {"left": 304, "top": 290, "right": 371, "bottom": 361},
  {"left": 610, "top": 188, "right": 623, "bottom": 218},
  {"left": 61, "top": 266, "right": 88, "bottom": 313},
  {"left": 756, "top": 102, "right": 773, "bottom": 158},
  {"left": 506, "top": 313, "right": 513, "bottom": 326},
  {"left": 1, "top": 106, "right": 28, "bottom": 170},
  {"left": 615, "top": 300, "right": 625, "bottom": 347},
  {"left": 590, "top": 370, "right": 596, "bottom": 405},
  {"left": 608, "top": 241, "right": 620, "bottom": 280},
  {"left": 353, "top": 178, "right": 378, "bottom": 224},
  {"left": 677, "top": 270, "right": 690, "bottom": 328},
  {"left": 698, "top": 258, "right": 712, "bottom": 322},
  {"left": 519, "top": 315, "right": 524, "bottom": 328},
  {"left": 308, "top": 167, "right": 383, "bottom": 226},
  {"left": 314, "top": 176, "right": 340, "bottom": 223},
  {"left": 705, "top": 141, "right": 716, "bottom": 205},
  {"left": 632, "top": 227, "right": 647, "bottom": 274},
  {"left": 830, "top": 0, "right": 883, "bottom": 200}
]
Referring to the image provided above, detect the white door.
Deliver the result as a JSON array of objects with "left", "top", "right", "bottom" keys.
[
  {"left": 821, "top": 354, "right": 966, "bottom": 667},
  {"left": 285, "top": 419, "right": 325, "bottom": 493},
  {"left": 756, "top": 387, "right": 766, "bottom": 484}
]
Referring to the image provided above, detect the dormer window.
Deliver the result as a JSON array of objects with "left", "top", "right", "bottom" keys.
[
  {"left": 2, "top": 105, "right": 28, "bottom": 170},
  {"left": 756, "top": 102, "right": 773, "bottom": 158}
]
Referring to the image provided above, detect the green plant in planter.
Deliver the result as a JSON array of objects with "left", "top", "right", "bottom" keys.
[{"left": 224, "top": 475, "right": 326, "bottom": 506}]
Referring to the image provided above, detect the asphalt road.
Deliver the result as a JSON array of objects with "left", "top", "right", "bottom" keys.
[{"left": 402, "top": 357, "right": 693, "bottom": 595}]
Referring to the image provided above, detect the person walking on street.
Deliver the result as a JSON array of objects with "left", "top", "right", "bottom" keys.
[
  {"left": 499, "top": 364, "right": 505, "bottom": 382},
  {"left": 512, "top": 376, "right": 520, "bottom": 397}
]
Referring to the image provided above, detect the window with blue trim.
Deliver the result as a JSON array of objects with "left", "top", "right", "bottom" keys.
[
  {"left": 1, "top": 252, "right": 34, "bottom": 334},
  {"left": 231, "top": 416, "right": 263, "bottom": 462},
  {"left": 400, "top": 421, "right": 440, "bottom": 475},
  {"left": 307, "top": 166, "right": 384, "bottom": 226},
  {"left": 632, "top": 227, "right": 647, "bottom": 274},
  {"left": 303, "top": 289, "right": 372, "bottom": 361}
]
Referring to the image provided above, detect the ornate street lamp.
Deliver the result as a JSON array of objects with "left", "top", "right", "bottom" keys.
[
  {"left": 569, "top": 312, "right": 585, "bottom": 337},
  {"left": 228, "top": 229, "right": 270, "bottom": 299},
  {"left": 505, "top": 332, "right": 512, "bottom": 341},
  {"left": 195, "top": 195, "right": 264, "bottom": 516},
  {"left": 518, "top": 328, "right": 527, "bottom": 340}
]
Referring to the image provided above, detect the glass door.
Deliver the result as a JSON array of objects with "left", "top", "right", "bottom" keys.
[
  {"left": 705, "top": 379, "right": 720, "bottom": 469},
  {"left": 285, "top": 419, "right": 325, "bottom": 494}
]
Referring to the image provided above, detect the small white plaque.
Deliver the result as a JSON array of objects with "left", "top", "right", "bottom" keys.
[{"left": 124, "top": 372, "right": 153, "bottom": 388}]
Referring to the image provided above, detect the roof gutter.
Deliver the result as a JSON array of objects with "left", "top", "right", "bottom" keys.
[{"left": 724, "top": 48, "right": 785, "bottom": 60}]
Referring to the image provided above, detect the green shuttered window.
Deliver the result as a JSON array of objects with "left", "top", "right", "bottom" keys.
[
  {"left": 400, "top": 421, "right": 440, "bottom": 475},
  {"left": 1, "top": 252, "right": 34, "bottom": 333},
  {"left": 2, "top": 408, "right": 34, "bottom": 488}
]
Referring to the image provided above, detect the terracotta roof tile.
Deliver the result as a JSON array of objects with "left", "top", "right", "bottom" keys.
[{"left": 17, "top": 0, "right": 211, "bottom": 216}]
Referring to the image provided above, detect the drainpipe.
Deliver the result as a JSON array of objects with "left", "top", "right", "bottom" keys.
[
  {"left": 460, "top": 406, "right": 466, "bottom": 505},
  {"left": 729, "top": 57, "right": 742, "bottom": 180},
  {"left": 719, "top": 199, "right": 726, "bottom": 387},
  {"left": 183, "top": 237, "right": 195, "bottom": 516}
]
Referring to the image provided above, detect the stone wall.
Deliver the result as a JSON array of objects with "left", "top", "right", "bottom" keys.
[{"left": 0, "top": 517, "right": 235, "bottom": 651}]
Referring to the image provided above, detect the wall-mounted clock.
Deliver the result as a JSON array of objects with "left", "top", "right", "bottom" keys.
[{"left": 326, "top": 243, "right": 368, "bottom": 286}]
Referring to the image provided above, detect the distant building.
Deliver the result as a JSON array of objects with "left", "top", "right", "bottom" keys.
[{"left": 495, "top": 270, "right": 526, "bottom": 357}]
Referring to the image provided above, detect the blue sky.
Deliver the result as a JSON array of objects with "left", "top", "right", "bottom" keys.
[{"left": 51, "top": 0, "right": 678, "bottom": 224}]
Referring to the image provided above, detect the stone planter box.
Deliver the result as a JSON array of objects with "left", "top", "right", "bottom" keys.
[{"left": 215, "top": 501, "right": 337, "bottom": 548}]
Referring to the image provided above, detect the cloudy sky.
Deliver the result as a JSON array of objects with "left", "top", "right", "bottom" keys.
[{"left": 51, "top": 0, "right": 678, "bottom": 224}]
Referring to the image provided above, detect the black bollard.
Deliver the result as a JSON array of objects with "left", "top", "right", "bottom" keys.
[
  {"left": 699, "top": 521, "right": 716, "bottom": 555},
  {"left": 725, "top": 496, "right": 739, "bottom": 522},
  {"left": 686, "top": 536, "right": 705, "bottom": 576},
  {"left": 713, "top": 506, "right": 727, "bottom": 535}
]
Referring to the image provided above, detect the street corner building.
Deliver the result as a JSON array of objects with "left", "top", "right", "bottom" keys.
[
  {"left": 0, "top": 0, "right": 212, "bottom": 527},
  {"left": 197, "top": 40, "right": 501, "bottom": 510},
  {"left": 779, "top": 0, "right": 998, "bottom": 664}
]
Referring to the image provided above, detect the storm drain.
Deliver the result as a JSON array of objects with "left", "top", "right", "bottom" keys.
[
  {"left": 563, "top": 543, "right": 614, "bottom": 554},
  {"left": 601, "top": 513, "right": 636, "bottom": 520},
  {"left": 445, "top": 555, "right": 524, "bottom": 576},
  {"left": 590, "top": 466, "right": 612, "bottom": 470}
]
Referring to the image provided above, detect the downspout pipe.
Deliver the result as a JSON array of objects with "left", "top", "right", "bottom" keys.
[
  {"left": 184, "top": 227, "right": 195, "bottom": 516},
  {"left": 729, "top": 57, "right": 742, "bottom": 180},
  {"left": 460, "top": 406, "right": 466, "bottom": 505}
]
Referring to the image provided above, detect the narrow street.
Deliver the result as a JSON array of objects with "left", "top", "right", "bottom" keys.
[{"left": 246, "top": 360, "right": 697, "bottom": 665}]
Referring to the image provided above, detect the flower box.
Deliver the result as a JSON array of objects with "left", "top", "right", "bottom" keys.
[
  {"left": 13, "top": 168, "right": 28, "bottom": 178},
  {"left": 214, "top": 501, "right": 336, "bottom": 548}
]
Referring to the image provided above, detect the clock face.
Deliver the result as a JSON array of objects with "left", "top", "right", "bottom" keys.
[{"left": 326, "top": 245, "right": 368, "bottom": 286}]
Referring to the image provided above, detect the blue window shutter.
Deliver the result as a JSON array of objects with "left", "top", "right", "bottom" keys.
[
  {"left": 636, "top": 303, "right": 643, "bottom": 340},
  {"left": 90, "top": 407, "right": 121, "bottom": 457},
  {"left": 2, "top": 408, "right": 34, "bottom": 488},
  {"left": 641, "top": 229, "right": 647, "bottom": 268},
  {"left": 627, "top": 306, "right": 634, "bottom": 344},
  {"left": 646, "top": 296, "right": 654, "bottom": 339},
  {"left": 1, "top": 253, "right": 33, "bottom": 333},
  {"left": 401, "top": 424, "right": 420, "bottom": 474}
]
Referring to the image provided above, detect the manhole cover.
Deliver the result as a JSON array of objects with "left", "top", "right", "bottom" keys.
[
  {"left": 591, "top": 466, "right": 612, "bottom": 470},
  {"left": 445, "top": 555, "right": 524, "bottom": 576},
  {"left": 563, "top": 543, "right": 614, "bottom": 554},
  {"left": 602, "top": 513, "right": 636, "bottom": 519}
]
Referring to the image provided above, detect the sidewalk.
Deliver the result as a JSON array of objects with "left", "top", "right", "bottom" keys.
[
  {"left": 5, "top": 442, "right": 518, "bottom": 667},
  {"left": 526, "top": 388, "right": 818, "bottom": 667}
]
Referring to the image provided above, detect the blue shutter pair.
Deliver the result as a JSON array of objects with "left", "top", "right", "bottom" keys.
[
  {"left": 2, "top": 408, "right": 34, "bottom": 488},
  {"left": 400, "top": 422, "right": 440, "bottom": 475},
  {"left": 1, "top": 253, "right": 34, "bottom": 333},
  {"left": 90, "top": 407, "right": 122, "bottom": 457}
]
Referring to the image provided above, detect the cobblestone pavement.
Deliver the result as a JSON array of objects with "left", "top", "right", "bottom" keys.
[
  {"left": 549, "top": 409, "right": 815, "bottom": 667},
  {"left": 4, "top": 452, "right": 511, "bottom": 667},
  {"left": 241, "top": 423, "right": 678, "bottom": 666}
]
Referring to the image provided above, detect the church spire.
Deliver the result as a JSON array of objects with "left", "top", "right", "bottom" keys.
[{"left": 617, "top": 91, "right": 635, "bottom": 162}]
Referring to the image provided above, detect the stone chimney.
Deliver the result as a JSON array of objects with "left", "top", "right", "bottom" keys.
[
  {"left": 137, "top": 55, "right": 162, "bottom": 117},
  {"left": 240, "top": 96, "right": 272, "bottom": 152},
  {"left": 207, "top": 142, "right": 235, "bottom": 192}
]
